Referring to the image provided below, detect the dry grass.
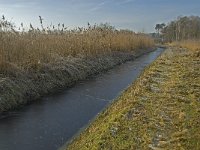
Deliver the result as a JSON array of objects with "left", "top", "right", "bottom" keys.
[
  {"left": 179, "top": 40, "right": 200, "bottom": 51},
  {"left": 0, "top": 16, "right": 155, "bottom": 112},
  {"left": 0, "top": 17, "right": 154, "bottom": 73},
  {"left": 66, "top": 48, "right": 200, "bottom": 150},
  {"left": 169, "top": 40, "right": 200, "bottom": 51}
]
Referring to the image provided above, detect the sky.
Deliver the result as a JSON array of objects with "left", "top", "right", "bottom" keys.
[{"left": 0, "top": 0, "right": 200, "bottom": 32}]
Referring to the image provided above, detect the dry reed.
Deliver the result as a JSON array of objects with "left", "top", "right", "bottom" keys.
[
  {"left": 170, "top": 40, "right": 200, "bottom": 51},
  {"left": 0, "top": 16, "right": 154, "bottom": 72}
]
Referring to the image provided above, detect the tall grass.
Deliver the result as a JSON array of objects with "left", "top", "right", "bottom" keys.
[
  {"left": 170, "top": 40, "right": 200, "bottom": 51},
  {"left": 0, "top": 16, "right": 154, "bottom": 72},
  {"left": 178, "top": 40, "right": 200, "bottom": 51}
]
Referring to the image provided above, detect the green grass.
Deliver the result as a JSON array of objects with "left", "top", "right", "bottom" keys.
[{"left": 66, "top": 47, "right": 200, "bottom": 150}]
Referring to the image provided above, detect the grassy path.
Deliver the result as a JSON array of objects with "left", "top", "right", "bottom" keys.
[{"left": 66, "top": 47, "right": 200, "bottom": 150}]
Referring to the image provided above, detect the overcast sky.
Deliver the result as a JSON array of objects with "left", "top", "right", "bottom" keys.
[{"left": 1, "top": 0, "right": 200, "bottom": 32}]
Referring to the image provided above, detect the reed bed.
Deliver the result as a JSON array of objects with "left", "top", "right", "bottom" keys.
[
  {"left": 170, "top": 40, "right": 200, "bottom": 51},
  {"left": 0, "top": 17, "right": 154, "bottom": 73},
  {"left": 0, "top": 16, "right": 155, "bottom": 112}
]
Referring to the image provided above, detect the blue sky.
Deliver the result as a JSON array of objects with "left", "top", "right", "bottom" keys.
[{"left": 0, "top": 0, "right": 200, "bottom": 32}]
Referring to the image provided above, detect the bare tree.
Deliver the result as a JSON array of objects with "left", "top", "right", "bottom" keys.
[{"left": 161, "top": 16, "right": 200, "bottom": 42}]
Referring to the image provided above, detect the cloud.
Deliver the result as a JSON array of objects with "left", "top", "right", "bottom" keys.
[
  {"left": 116, "top": 0, "right": 135, "bottom": 5},
  {"left": 87, "top": 0, "right": 133, "bottom": 12},
  {"left": 0, "top": 0, "right": 39, "bottom": 8},
  {"left": 88, "top": 1, "right": 107, "bottom": 12}
]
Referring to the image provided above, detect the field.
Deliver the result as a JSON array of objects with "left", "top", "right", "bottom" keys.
[{"left": 66, "top": 46, "right": 200, "bottom": 150}]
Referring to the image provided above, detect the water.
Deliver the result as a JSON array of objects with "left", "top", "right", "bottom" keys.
[{"left": 0, "top": 48, "right": 164, "bottom": 150}]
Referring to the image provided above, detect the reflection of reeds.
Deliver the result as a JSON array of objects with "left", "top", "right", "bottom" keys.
[{"left": 0, "top": 16, "right": 154, "bottom": 71}]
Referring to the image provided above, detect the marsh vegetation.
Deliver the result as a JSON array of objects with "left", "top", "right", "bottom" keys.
[
  {"left": 0, "top": 16, "right": 154, "bottom": 112},
  {"left": 0, "top": 16, "right": 153, "bottom": 73}
]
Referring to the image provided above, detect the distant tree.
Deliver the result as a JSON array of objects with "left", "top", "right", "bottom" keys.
[
  {"left": 155, "top": 23, "right": 165, "bottom": 36},
  {"left": 161, "top": 16, "right": 200, "bottom": 42}
]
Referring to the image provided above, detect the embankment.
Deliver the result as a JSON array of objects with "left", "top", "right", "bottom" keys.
[
  {"left": 66, "top": 47, "right": 200, "bottom": 150},
  {"left": 0, "top": 49, "right": 153, "bottom": 112}
]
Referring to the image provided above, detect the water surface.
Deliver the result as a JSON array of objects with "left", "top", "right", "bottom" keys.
[{"left": 0, "top": 48, "right": 164, "bottom": 150}]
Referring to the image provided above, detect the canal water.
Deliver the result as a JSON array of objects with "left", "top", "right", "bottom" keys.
[{"left": 0, "top": 48, "right": 164, "bottom": 150}]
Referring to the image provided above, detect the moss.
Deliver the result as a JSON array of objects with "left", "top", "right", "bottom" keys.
[{"left": 66, "top": 48, "right": 200, "bottom": 150}]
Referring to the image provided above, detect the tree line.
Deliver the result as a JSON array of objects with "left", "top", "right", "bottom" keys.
[{"left": 156, "top": 16, "right": 200, "bottom": 42}]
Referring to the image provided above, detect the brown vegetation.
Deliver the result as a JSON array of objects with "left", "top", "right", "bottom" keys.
[
  {"left": 0, "top": 16, "right": 154, "bottom": 74},
  {"left": 170, "top": 40, "right": 200, "bottom": 52},
  {"left": 0, "top": 16, "right": 154, "bottom": 112}
]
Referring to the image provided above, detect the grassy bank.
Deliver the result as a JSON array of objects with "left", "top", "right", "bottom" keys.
[
  {"left": 66, "top": 47, "right": 200, "bottom": 150},
  {"left": 0, "top": 17, "right": 154, "bottom": 112}
]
